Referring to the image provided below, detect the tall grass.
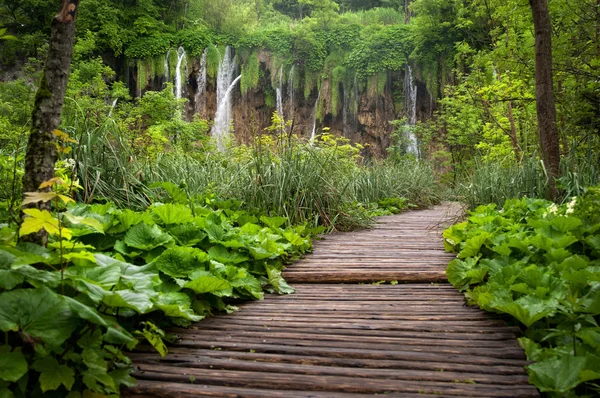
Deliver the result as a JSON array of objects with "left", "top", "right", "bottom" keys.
[
  {"left": 65, "top": 106, "right": 152, "bottom": 209},
  {"left": 457, "top": 150, "right": 600, "bottom": 209},
  {"left": 136, "top": 137, "right": 442, "bottom": 231}
]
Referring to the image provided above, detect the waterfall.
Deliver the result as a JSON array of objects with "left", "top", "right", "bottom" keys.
[
  {"left": 175, "top": 46, "right": 187, "bottom": 100},
  {"left": 211, "top": 46, "right": 239, "bottom": 152},
  {"left": 275, "top": 65, "right": 284, "bottom": 118},
  {"left": 310, "top": 91, "right": 321, "bottom": 143},
  {"left": 195, "top": 49, "right": 207, "bottom": 115},
  {"left": 215, "top": 46, "right": 236, "bottom": 123},
  {"left": 164, "top": 48, "right": 172, "bottom": 83},
  {"left": 287, "top": 65, "right": 295, "bottom": 122},
  {"left": 404, "top": 65, "right": 419, "bottom": 156},
  {"left": 211, "top": 75, "right": 242, "bottom": 152}
]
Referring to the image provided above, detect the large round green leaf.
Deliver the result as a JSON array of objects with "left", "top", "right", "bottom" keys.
[{"left": 0, "top": 287, "right": 78, "bottom": 347}]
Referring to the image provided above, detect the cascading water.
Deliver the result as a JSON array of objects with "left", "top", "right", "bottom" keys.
[
  {"left": 310, "top": 91, "right": 321, "bottom": 143},
  {"left": 212, "top": 75, "right": 242, "bottom": 152},
  {"left": 404, "top": 65, "right": 419, "bottom": 156},
  {"left": 175, "top": 46, "right": 187, "bottom": 100},
  {"left": 195, "top": 49, "right": 207, "bottom": 115},
  {"left": 215, "top": 46, "right": 235, "bottom": 121},
  {"left": 287, "top": 65, "right": 295, "bottom": 122},
  {"left": 275, "top": 66, "right": 284, "bottom": 118},
  {"left": 164, "top": 48, "right": 172, "bottom": 83},
  {"left": 211, "top": 46, "right": 240, "bottom": 151}
]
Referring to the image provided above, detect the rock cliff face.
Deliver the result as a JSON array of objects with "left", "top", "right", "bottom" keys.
[{"left": 134, "top": 49, "right": 432, "bottom": 158}]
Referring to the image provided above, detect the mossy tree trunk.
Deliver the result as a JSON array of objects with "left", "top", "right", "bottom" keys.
[
  {"left": 529, "top": 0, "right": 561, "bottom": 200},
  {"left": 21, "top": 0, "right": 80, "bottom": 244}
]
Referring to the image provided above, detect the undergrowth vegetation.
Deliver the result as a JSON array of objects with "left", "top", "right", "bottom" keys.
[
  {"left": 0, "top": 178, "right": 320, "bottom": 397},
  {"left": 444, "top": 187, "right": 600, "bottom": 396},
  {"left": 456, "top": 151, "right": 600, "bottom": 210}
]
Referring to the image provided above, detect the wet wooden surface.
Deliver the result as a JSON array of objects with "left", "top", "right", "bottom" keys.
[{"left": 124, "top": 203, "right": 539, "bottom": 397}]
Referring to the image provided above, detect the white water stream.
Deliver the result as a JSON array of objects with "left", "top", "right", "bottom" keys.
[
  {"left": 405, "top": 65, "right": 419, "bottom": 156},
  {"left": 211, "top": 46, "right": 240, "bottom": 151}
]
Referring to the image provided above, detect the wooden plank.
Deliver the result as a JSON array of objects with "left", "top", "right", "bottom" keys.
[
  {"left": 129, "top": 355, "right": 531, "bottom": 385},
  {"left": 284, "top": 272, "right": 448, "bottom": 283},
  {"left": 132, "top": 366, "right": 537, "bottom": 397},
  {"left": 171, "top": 336, "right": 526, "bottom": 359},
  {"left": 125, "top": 381, "right": 375, "bottom": 398},
  {"left": 172, "top": 325, "right": 519, "bottom": 341},
  {"left": 129, "top": 349, "right": 530, "bottom": 375},
  {"left": 170, "top": 329, "right": 519, "bottom": 348}
]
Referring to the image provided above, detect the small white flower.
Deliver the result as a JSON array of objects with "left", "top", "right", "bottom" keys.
[
  {"left": 566, "top": 196, "right": 577, "bottom": 215},
  {"left": 548, "top": 203, "right": 559, "bottom": 215}
]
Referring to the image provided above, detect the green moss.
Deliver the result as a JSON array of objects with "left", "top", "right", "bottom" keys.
[
  {"left": 241, "top": 51, "right": 260, "bottom": 96},
  {"left": 206, "top": 43, "right": 221, "bottom": 81},
  {"left": 367, "top": 71, "right": 387, "bottom": 97},
  {"left": 137, "top": 59, "right": 148, "bottom": 93},
  {"left": 34, "top": 74, "right": 52, "bottom": 107},
  {"left": 423, "top": 62, "right": 439, "bottom": 100},
  {"left": 316, "top": 94, "right": 324, "bottom": 122},
  {"left": 264, "top": 87, "right": 275, "bottom": 108},
  {"left": 331, "top": 65, "right": 347, "bottom": 117},
  {"left": 154, "top": 55, "right": 166, "bottom": 78},
  {"left": 304, "top": 70, "right": 316, "bottom": 100},
  {"left": 269, "top": 56, "right": 283, "bottom": 89},
  {"left": 148, "top": 58, "right": 156, "bottom": 79},
  {"left": 377, "top": 71, "right": 387, "bottom": 95}
]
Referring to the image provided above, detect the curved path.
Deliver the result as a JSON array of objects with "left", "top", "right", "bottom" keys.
[{"left": 125, "top": 203, "right": 539, "bottom": 397}]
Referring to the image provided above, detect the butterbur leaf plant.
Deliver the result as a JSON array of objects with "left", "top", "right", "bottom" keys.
[
  {"left": 0, "top": 177, "right": 317, "bottom": 396},
  {"left": 444, "top": 186, "right": 600, "bottom": 396}
]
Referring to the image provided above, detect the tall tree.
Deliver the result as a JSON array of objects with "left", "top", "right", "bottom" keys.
[
  {"left": 22, "top": 0, "right": 80, "bottom": 244},
  {"left": 529, "top": 0, "right": 560, "bottom": 200}
]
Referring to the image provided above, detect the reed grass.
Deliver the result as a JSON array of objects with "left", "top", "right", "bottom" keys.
[{"left": 457, "top": 149, "right": 600, "bottom": 209}]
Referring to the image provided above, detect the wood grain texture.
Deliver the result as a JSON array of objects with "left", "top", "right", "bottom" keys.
[
  {"left": 124, "top": 203, "right": 539, "bottom": 397},
  {"left": 284, "top": 203, "right": 464, "bottom": 283}
]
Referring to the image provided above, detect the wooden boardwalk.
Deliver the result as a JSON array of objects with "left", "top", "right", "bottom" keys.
[{"left": 125, "top": 203, "right": 539, "bottom": 397}]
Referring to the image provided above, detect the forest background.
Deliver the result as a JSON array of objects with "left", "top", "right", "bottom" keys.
[{"left": 0, "top": 0, "right": 600, "bottom": 397}]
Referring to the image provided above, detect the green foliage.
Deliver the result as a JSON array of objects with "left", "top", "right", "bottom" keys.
[
  {"left": 346, "top": 24, "right": 411, "bottom": 78},
  {"left": 125, "top": 35, "right": 174, "bottom": 59},
  {"left": 177, "top": 28, "right": 215, "bottom": 57},
  {"left": 241, "top": 51, "right": 260, "bottom": 95},
  {"left": 444, "top": 189, "right": 600, "bottom": 395},
  {"left": 206, "top": 44, "right": 221, "bottom": 80},
  {"left": 0, "top": 79, "right": 33, "bottom": 150},
  {"left": 0, "top": 179, "right": 316, "bottom": 396}
]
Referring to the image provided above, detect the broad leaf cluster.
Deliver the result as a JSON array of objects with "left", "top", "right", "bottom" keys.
[
  {"left": 0, "top": 186, "right": 316, "bottom": 397},
  {"left": 444, "top": 187, "right": 600, "bottom": 395}
]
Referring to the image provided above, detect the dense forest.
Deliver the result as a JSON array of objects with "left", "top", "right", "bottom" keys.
[{"left": 0, "top": 0, "right": 599, "bottom": 396}]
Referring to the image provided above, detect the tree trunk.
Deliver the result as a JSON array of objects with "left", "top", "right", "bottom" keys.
[
  {"left": 21, "top": 0, "right": 80, "bottom": 244},
  {"left": 529, "top": 0, "right": 561, "bottom": 200}
]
